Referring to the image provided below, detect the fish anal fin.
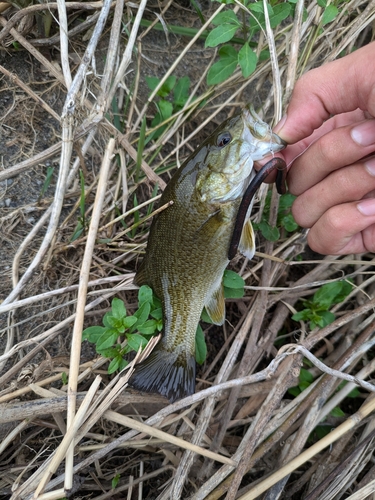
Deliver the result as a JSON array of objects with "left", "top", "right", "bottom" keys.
[
  {"left": 239, "top": 219, "right": 255, "bottom": 260},
  {"left": 129, "top": 347, "right": 196, "bottom": 403},
  {"left": 205, "top": 283, "right": 225, "bottom": 325}
]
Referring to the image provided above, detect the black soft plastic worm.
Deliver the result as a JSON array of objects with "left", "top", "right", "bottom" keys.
[{"left": 228, "top": 157, "right": 287, "bottom": 260}]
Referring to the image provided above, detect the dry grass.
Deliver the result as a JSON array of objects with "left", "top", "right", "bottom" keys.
[{"left": 1, "top": 0, "right": 375, "bottom": 499}]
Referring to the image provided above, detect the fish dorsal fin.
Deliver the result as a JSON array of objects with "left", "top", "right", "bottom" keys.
[
  {"left": 205, "top": 283, "right": 225, "bottom": 325},
  {"left": 134, "top": 259, "right": 148, "bottom": 286},
  {"left": 239, "top": 219, "right": 256, "bottom": 260}
]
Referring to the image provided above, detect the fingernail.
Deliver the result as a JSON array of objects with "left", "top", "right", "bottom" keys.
[
  {"left": 274, "top": 114, "right": 287, "bottom": 134},
  {"left": 351, "top": 120, "right": 375, "bottom": 146},
  {"left": 357, "top": 198, "right": 375, "bottom": 216},
  {"left": 365, "top": 157, "right": 375, "bottom": 176}
]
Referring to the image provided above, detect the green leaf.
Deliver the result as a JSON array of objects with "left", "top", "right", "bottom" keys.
[
  {"left": 173, "top": 76, "right": 190, "bottom": 109},
  {"left": 257, "top": 220, "right": 280, "bottom": 241},
  {"left": 150, "top": 307, "right": 163, "bottom": 320},
  {"left": 313, "top": 282, "right": 343, "bottom": 309},
  {"left": 207, "top": 57, "right": 237, "bottom": 85},
  {"left": 131, "top": 302, "right": 151, "bottom": 332},
  {"left": 96, "top": 329, "right": 119, "bottom": 351},
  {"left": 299, "top": 380, "right": 311, "bottom": 391},
  {"left": 159, "top": 75, "right": 176, "bottom": 97},
  {"left": 238, "top": 42, "right": 257, "bottom": 78},
  {"left": 138, "top": 285, "right": 153, "bottom": 306},
  {"left": 146, "top": 75, "right": 176, "bottom": 98},
  {"left": 315, "top": 310, "right": 335, "bottom": 328},
  {"left": 248, "top": 2, "right": 264, "bottom": 13},
  {"left": 137, "top": 319, "right": 158, "bottom": 335},
  {"left": 154, "top": 100, "right": 173, "bottom": 122},
  {"left": 106, "top": 315, "right": 123, "bottom": 331},
  {"left": 224, "top": 287, "right": 245, "bottom": 299},
  {"left": 82, "top": 325, "right": 106, "bottom": 342},
  {"left": 205, "top": 24, "right": 239, "bottom": 48},
  {"left": 346, "top": 387, "right": 361, "bottom": 398},
  {"left": 103, "top": 311, "right": 112, "bottom": 328},
  {"left": 122, "top": 315, "right": 138, "bottom": 329},
  {"left": 259, "top": 49, "right": 270, "bottom": 62},
  {"left": 150, "top": 100, "right": 173, "bottom": 140},
  {"left": 223, "top": 269, "right": 245, "bottom": 289},
  {"left": 195, "top": 324, "right": 207, "bottom": 365},
  {"left": 112, "top": 474, "right": 121, "bottom": 489},
  {"left": 288, "top": 386, "right": 301, "bottom": 397},
  {"left": 108, "top": 356, "right": 122, "bottom": 374},
  {"left": 111, "top": 297, "right": 126, "bottom": 319},
  {"left": 126, "top": 333, "right": 149, "bottom": 351},
  {"left": 211, "top": 10, "right": 240, "bottom": 26},
  {"left": 145, "top": 76, "right": 160, "bottom": 92},
  {"left": 201, "top": 308, "right": 213, "bottom": 324},
  {"left": 279, "top": 193, "right": 296, "bottom": 212},
  {"left": 333, "top": 280, "right": 352, "bottom": 304},
  {"left": 299, "top": 368, "right": 314, "bottom": 384},
  {"left": 322, "top": 5, "right": 338, "bottom": 25},
  {"left": 316, "top": 0, "right": 326, "bottom": 6},
  {"left": 292, "top": 309, "right": 311, "bottom": 322},
  {"left": 98, "top": 346, "right": 121, "bottom": 358},
  {"left": 219, "top": 44, "right": 237, "bottom": 59},
  {"left": 281, "top": 213, "right": 299, "bottom": 232},
  {"left": 269, "top": 3, "right": 292, "bottom": 28},
  {"left": 314, "top": 425, "right": 331, "bottom": 440},
  {"left": 330, "top": 406, "right": 345, "bottom": 418}
]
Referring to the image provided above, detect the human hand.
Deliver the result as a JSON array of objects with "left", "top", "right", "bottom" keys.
[{"left": 274, "top": 42, "right": 375, "bottom": 255}]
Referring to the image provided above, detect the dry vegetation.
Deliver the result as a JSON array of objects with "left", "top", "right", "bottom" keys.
[{"left": 1, "top": 0, "right": 375, "bottom": 499}]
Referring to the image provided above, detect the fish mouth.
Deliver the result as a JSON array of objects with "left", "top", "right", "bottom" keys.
[{"left": 243, "top": 105, "right": 286, "bottom": 155}]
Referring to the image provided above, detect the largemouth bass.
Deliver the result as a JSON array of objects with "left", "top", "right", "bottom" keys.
[{"left": 130, "top": 106, "right": 286, "bottom": 402}]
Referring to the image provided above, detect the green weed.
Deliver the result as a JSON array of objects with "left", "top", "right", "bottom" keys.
[
  {"left": 253, "top": 191, "right": 299, "bottom": 242},
  {"left": 292, "top": 280, "right": 353, "bottom": 330},
  {"left": 82, "top": 271, "right": 245, "bottom": 372},
  {"left": 38, "top": 166, "right": 55, "bottom": 201},
  {"left": 144, "top": 75, "right": 191, "bottom": 143},
  {"left": 204, "top": 0, "right": 344, "bottom": 85},
  {"left": 70, "top": 170, "right": 88, "bottom": 242}
]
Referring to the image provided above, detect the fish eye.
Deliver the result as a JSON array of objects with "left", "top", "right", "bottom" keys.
[{"left": 217, "top": 132, "right": 232, "bottom": 148}]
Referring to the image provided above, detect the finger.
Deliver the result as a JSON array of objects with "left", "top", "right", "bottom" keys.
[
  {"left": 265, "top": 110, "right": 367, "bottom": 184},
  {"left": 306, "top": 199, "right": 375, "bottom": 255},
  {"left": 291, "top": 158, "right": 375, "bottom": 227},
  {"left": 287, "top": 119, "right": 375, "bottom": 195},
  {"left": 274, "top": 42, "right": 375, "bottom": 144},
  {"left": 281, "top": 109, "right": 367, "bottom": 166}
]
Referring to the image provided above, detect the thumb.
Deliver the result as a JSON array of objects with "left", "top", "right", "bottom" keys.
[{"left": 274, "top": 42, "right": 375, "bottom": 145}]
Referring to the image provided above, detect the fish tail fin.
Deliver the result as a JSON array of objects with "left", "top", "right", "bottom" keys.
[{"left": 129, "top": 347, "right": 196, "bottom": 403}]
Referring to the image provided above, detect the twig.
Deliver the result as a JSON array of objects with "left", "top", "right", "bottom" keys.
[
  {"left": 32, "top": 376, "right": 102, "bottom": 499},
  {"left": 56, "top": 0, "right": 72, "bottom": 88},
  {"left": 284, "top": 0, "right": 304, "bottom": 106},
  {"left": 238, "top": 395, "right": 375, "bottom": 500},
  {"left": 65, "top": 138, "right": 114, "bottom": 491},
  {"left": 262, "top": 0, "right": 282, "bottom": 122},
  {"left": 104, "top": 410, "right": 236, "bottom": 466},
  {"left": 106, "top": 0, "right": 148, "bottom": 109}
]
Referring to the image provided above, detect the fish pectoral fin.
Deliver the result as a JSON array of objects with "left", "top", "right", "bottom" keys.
[
  {"left": 129, "top": 347, "right": 196, "bottom": 403},
  {"left": 205, "top": 283, "right": 225, "bottom": 325},
  {"left": 238, "top": 219, "right": 256, "bottom": 260}
]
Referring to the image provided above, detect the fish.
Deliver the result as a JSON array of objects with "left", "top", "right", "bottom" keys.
[{"left": 129, "top": 106, "right": 286, "bottom": 403}]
